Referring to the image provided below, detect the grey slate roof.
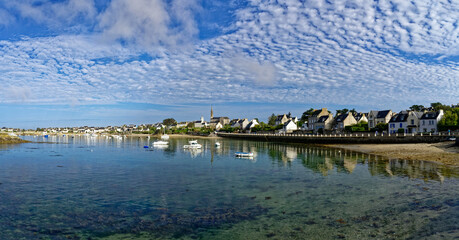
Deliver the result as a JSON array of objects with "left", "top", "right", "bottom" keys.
[
  {"left": 421, "top": 111, "right": 440, "bottom": 119},
  {"left": 318, "top": 115, "right": 329, "bottom": 123},
  {"left": 353, "top": 112, "right": 367, "bottom": 121},
  {"left": 334, "top": 113, "right": 348, "bottom": 122},
  {"left": 311, "top": 110, "right": 322, "bottom": 117},
  {"left": 389, "top": 112, "right": 408, "bottom": 123},
  {"left": 376, "top": 110, "right": 391, "bottom": 118}
]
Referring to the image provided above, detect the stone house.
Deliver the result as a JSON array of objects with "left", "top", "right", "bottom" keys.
[
  {"left": 307, "top": 108, "right": 330, "bottom": 131},
  {"left": 333, "top": 113, "right": 357, "bottom": 132}
]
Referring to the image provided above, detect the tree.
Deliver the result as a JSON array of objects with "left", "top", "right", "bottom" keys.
[
  {"left": 438, "top": 111, "right": 458, "bottom": 126},
  {"left": 268, "top": 113, "right": 277, "bottom": 126},
  {"left": 431, "top": 102, "right": 452, "bottom": 111},
  {"left": 336, "top": 108, "right": 349, "bottom": 115},
  {"left": 409, "top": 104, "right": 425, "bottom": 112},
  {"left": 163, "top": 118, "right": 177, "bottom": 126},
  {"left": 349, "top": 108, "right": 357, "bottom": 115},
  {"left": 373, "top": 123, "right": 388, "bottom": 132},
  {"left": 300, "top": 108, "right": 315, "bottom": 122}
]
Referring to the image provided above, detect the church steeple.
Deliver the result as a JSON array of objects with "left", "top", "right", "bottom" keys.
[{"left": 210, "top": 105, "right": 214, "bottom": 120}]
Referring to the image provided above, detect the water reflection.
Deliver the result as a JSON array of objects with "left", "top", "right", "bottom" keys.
[
  {"left": 18, "top": 135, "right": 459, "bottom": 182},
  {"left": 204, "top": 139, "right": 459, "bottom": 182},
  {"left": 3, "top": 135, "right": 459, "bottom": 239}
]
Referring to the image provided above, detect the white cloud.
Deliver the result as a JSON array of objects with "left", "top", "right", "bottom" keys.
[
  {"left": 2, "top": 0, "right": 96, "bottom": 29},
  {"left": 0, "top": 0, "right": 457, "bottom": 111},
  {"left": 97, "top": 0, "right": 199, "bottom": 49}
]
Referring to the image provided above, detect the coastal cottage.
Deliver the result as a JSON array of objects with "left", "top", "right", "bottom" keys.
[
  {"left": 176, "top": 122, "right": 189, "bottom": 128},
  {"left": 353, "top": 112, "right": 368, "bottom": 123},
  {"left": 406, "top": 111, "right": 424, "bottom": 133},
  {"left": 368, "top": 110, "right": 392, "bottom": 129},
  {"left": 194, "top": 116, "right": 208, "bottom": 128},
  {"left": 282, "top": 120, "right": 298, "bottom": 133},
  {"left": 388, "top": 111, "right": 409, "bottom": 134},
  {"left": 215, "top": 122, "right": 223, "bottom": 130},
  {"left": 314, "top": 113, "right": 333, "bottom": 133},
  {"left": 333, "top": 113, "right": 357, "bottom": 132},
  {"left": 389, "top": 111, "right": 424, "bottom": 134},
  {"left": 420, "top": 110, "right": 444, "bottom": 133},
  {"left": 231, "top": 119, "right": 249, "bottom": 129},
  {"left": 275, "top": 114, "right": 289, "bottom": 126},
  {"left": 307, "top": 108, "right": 330, "bottom": 131},
  {"left": 210, "top": 117, "right": 230, "bottom": 127},
  {"left": 246, "top": 119, "right": 259, "bottom": 131},
  {"left": 238, "top": 119, "right": 250, "bottom": 129}
]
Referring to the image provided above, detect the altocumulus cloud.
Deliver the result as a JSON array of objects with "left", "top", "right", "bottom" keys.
[{"left": 0, "top": 0, "right": 457, "bottom": 110}]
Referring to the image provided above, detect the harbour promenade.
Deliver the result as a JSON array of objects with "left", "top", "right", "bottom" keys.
[{"left": 217, "top": 132, "right": 455, "bottom": 144}]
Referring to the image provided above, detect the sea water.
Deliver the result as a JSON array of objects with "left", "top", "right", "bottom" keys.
[{"left": 0, "top": 135, "right": 458, "bottom": 239}]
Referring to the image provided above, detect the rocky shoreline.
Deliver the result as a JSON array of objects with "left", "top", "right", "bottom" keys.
[{"left": 0, "top": 134, "right": 29, "bottom": 144}]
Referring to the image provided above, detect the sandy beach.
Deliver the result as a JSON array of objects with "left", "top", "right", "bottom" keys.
[{"left": 325, "top": 142, "right": 459, "bottom": 167}]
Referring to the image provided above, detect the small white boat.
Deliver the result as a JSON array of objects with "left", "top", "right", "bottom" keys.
[
  {"left": 235, "top": 152, "right": 254, "bottom": 157},
  {"left": 215, "top": 142, "right": 221, "bottom": 147},
  {"left": 184, "top": 140, "right": 202, "bottom": 149},
  {"left": 161, "top": 134, "right": 170, "bottom": 140},
  {"left": 153, "top": 140, "right": 169, "bottom": 146},
  {"left": 112, "top": 135, "right": 123, "bottom": 140}
]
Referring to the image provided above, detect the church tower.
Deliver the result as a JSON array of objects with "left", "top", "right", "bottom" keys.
[{"left": 210, "top": 105, "right": 214, "bottom": 120}]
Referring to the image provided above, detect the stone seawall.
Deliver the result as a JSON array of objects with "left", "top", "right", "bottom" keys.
[{"left": 217, "top": 132, "right": 454, "bottom": 144}]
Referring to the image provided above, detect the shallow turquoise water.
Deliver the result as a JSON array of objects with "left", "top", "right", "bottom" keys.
[{"left": 0, "top": 135, "right": 458, "bottom": 239}]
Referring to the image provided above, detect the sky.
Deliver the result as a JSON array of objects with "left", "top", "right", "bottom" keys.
[{"left": 0, "top": 0, "right": 458, "bottom": 129}]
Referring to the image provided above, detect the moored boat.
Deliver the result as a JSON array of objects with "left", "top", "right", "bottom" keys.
[
  {"left": 235, "top": 152, "right": 254, "bottom": 157},
  {"left": 184, "top": 140, "right": 202, "bottom": 149},
  {"left": 153, "top": 140, "right": 169, "bottom": 146}
]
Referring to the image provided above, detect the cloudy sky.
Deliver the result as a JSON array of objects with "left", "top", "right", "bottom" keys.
[{"left": 0, "top": 0, "right": 458, "bottom": 128}]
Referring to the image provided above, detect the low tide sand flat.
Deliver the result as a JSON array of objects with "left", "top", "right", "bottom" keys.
[{"left": 326, "top": 142, "right": 459, "bottom": 167}]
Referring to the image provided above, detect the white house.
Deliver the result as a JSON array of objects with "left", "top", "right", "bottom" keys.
[
  {"left": 388, "top": 111, "right": 409, "bottom": 134},
  {"left": 283, "top": 120, "right": 298, "bottom": 133},
  {"left": 246, "top": 119, "right": 259, "bottom": 130},
  {"left": 215, "top": 122, "right": 223, "bottom": 130},
  {"left": 420, "top": 110, "right": 444, "bottom": 133}
]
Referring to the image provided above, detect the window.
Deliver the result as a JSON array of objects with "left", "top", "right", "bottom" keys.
[
  {"left": 400, "top": 123, "right": 402, "bottom": 128},
  {"left": 411, "top": 119, "right": 414, "bottom": 124}
]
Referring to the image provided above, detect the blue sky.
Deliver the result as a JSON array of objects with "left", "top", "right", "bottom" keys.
[{"left": 0, "top": 0, "right": 458, "bottom": 129}]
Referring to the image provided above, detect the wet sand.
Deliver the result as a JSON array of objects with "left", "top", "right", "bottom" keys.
[{"left": 325, "top": 142, "right": 459, "bottom": 167}]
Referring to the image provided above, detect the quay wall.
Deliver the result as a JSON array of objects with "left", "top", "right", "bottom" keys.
[{"left": 217, "top": 132, "right": 454, "bottom": 144}]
